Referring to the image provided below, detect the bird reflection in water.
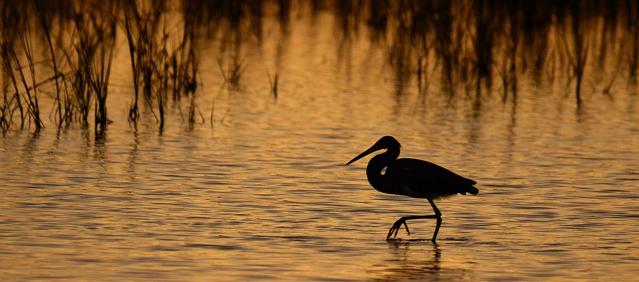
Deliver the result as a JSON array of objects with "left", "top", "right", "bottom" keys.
[
  {"left": 370, "top": 241, "right": 436, "bottom": 280},
  {"left": 371, "top": 241, "right": 470, "bottom": 281}
]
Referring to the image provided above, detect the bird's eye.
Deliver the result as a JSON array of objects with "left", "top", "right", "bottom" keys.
[{"left": 381, "top": 166, "right": 387, "bottom": 175}]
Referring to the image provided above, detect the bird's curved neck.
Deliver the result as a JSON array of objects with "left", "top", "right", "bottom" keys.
[{"left": 366, "top": 146, "right": 399, "bottom": 194}]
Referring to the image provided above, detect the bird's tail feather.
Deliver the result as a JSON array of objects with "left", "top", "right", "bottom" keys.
[{"left": 464, "top": 185, "right": 479, "bottom": 195}]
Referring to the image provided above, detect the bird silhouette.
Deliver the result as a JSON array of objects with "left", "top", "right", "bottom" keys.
[{"left": 346, "top": 136, "right": 478, "bottom": 242}]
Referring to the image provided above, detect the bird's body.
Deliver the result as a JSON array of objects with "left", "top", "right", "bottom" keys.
[
  {"left": 368, "top": 157, "right": 478, "bottom": 199},
  {"left": 346, "top": 136, "right": 478, "bottom": 242}
]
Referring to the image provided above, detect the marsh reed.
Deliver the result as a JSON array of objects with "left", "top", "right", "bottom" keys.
[
  {"left": 1, "top": 2, "right": 43, "bottom": 132},
  {"left": 1, "top": 0, "right": 639, "bottom": 133},
  {"left": 123, "top": 0, "right": 199, "bottom": 131}
]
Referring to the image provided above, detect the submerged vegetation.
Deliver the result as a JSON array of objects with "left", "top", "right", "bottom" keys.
[{"left": 1, "top": 0, "right": 638, "bottom": 133}]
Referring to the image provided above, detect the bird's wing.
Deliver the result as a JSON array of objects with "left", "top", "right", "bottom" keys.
[{"left": 387, "top": 158, "right": 476, "bottom": 196}]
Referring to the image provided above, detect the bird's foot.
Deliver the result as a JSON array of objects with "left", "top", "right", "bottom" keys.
[{"left": 386, "top": 218, "right": 411, "bottom": 241}]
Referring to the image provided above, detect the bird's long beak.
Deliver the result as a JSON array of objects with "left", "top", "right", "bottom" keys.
[{"left": 345, "top": 145, "right": 380, "bottom": 166}]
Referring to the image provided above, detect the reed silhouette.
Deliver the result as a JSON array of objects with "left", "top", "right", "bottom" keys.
[
  {"left": 1, "top": 0, "right": 638, "bottom": 133},
  {"left": 1, "top": 16, "right": 43, "bottom": 131}
]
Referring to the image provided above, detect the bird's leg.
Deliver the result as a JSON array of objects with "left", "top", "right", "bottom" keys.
[
  {"left": 402, "top": 221, "right": 410, "bottom": 234},
  {"left": 386, "top": 218, "right": 406, "bottom": 239},
  {"left": 386, "top": 215, "right": 439, "bottom": 241},
  {"left": 428, "top": 198, "right": 443, "bottom": 243},
  {"left": 385, "top": 199, "right": 443, "bottom": 242},
  {"left": 387, "top": 218, "right": 410, "bottom": 239}
]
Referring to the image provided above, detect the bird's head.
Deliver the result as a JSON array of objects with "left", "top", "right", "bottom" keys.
[{"left": 345, "top": 136, "right": 400, "bottom": 165}]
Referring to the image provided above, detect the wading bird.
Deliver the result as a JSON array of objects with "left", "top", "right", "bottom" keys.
[{"left": 346, "top": 136, "right": 478, "bottom": 243}]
